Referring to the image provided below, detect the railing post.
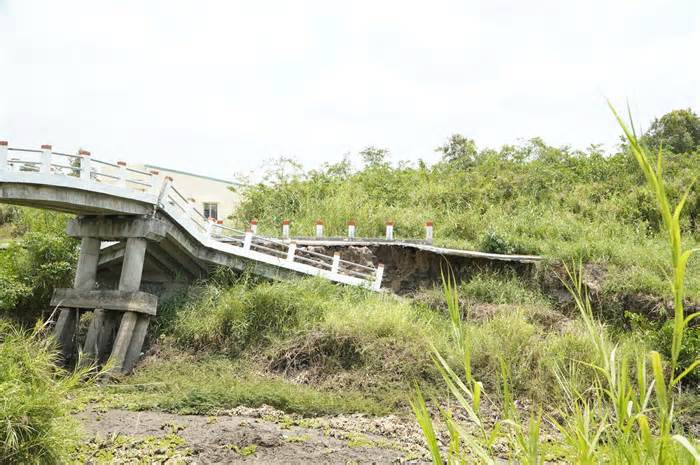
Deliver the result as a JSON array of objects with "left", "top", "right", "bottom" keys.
[
  {"left": 347, "top": 220, "right": 356, "bottom": 239},
  {"left": 331, "top": 252, "right": 340, "bottom": 274},
  {"left": 250, "top": 219, "right": 258, "bottom": 235},
  {"left": 286, "top": 241, "right": 297, "bottom": 261},
  {"left": 372, "top": 263, "right": 385, "bottom": 291},
  {"left": 385, "top": 221, "right": 394, "bottom": 240},
  {"left": 315, "top": 219, "right": 324, "bottom": 238},
  {"left": 187, "top": 197, "right": 199, "bottom": 222},
  {"left": 205, "top": 217, "right": 215, "bottom": 236},
  {"left": 282, "top": 219, "right": 290, "bottom": 239},
  {"left": 149, "top": 170, "right": 162, "bottom": 194},
  {"left": 156, "top": 175, "right": 173, "bottom": 206},
  {"left": 425, "top": 220, "right": 434, "bottom": 244},
  {"left": 0, "top": 141, "right": 7, "bottom": 171},
  {"left": 116, "top": 161, "right": 127, "bottom": 187},
  {"left": 78, "top": 150, "right": 91, "bottom": 180},
  {"left": 243, "top": 229, "right": 252, "bottom": 250},
  {"left": 40, "top": 144, "right": 52, "bottom": 173}
]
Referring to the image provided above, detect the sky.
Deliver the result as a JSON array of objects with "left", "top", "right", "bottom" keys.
[{"left": 0, "top": 0, "right": 698, "bottom": 181}]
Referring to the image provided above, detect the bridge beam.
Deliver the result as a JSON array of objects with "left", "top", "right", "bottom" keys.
[{"left": 67, "top": 215, "right": 169, "bottom": 241}]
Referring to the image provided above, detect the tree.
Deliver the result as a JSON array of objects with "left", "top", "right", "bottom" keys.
[
  {"left": 435, "top": 134, "right": 478, "bottom": 168},
  {"left": 359, "top": 146, "right": 390, "bottom": 168},
  {"left": 643, "top": 108, "right": 700, "bottom": 154}
]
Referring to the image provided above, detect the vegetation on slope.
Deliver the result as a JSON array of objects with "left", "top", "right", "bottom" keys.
[
  {"left": 231, "top": 110, "right": 700, "bottom": 301},
  {"left": 88, "top": 272, "right": 617, "bottom": 418},
  {"left": 411, "top": 107, "right": 700, "bottom": 463}
]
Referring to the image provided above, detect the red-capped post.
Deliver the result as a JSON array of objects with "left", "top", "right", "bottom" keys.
[
  {"left": 347, "top": 220, "right": 356, "bottom": 239},
  {"left": 385, "top": 221, "right": 394, "bottom": 240},
  {"left": 243, "top": 228, "right": 253, "bottom": 250},
  {"left": 78, "top": 149, "right": 91, "bottom": 180},
  {"left": 315, "top": 219, "right": 324, "bottom": 238},
  {"left": 116, "top": 161, "right": 127, "bottom": 188},
  {"left": 425, "top": 220, "right": 434, "bottom": 243},
  {"left": 156, "top": 175, "right": 174, "bottom": 204},
  {"left": 40, "top": 144, "right": 52, "bottom": 174},
  {"left": 282, "top": 219, "right": 290, "bottom": 239},
  {"left": 148, "top": 170, "right": 162, "bottom": 194},
  {"left": 250, "top": 219, "right": 258, "bottom": 235}
]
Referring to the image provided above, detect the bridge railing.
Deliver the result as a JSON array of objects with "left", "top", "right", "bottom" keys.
[
  {"left": 210, "top": 222, "right": 379, "bottom": 282},
  {"left": 0, "top": 143, "right": 383, "bottom": 290}
]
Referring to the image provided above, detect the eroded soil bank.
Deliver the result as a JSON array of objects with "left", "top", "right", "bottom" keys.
[{"left": 75, "top": 405, "right": 430, "bottom": 464}]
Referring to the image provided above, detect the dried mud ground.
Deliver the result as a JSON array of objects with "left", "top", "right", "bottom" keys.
[{"left": 74, "top": 405, "right": 431, "bottom": 464}]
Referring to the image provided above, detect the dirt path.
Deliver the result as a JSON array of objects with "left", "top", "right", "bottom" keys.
[{"left": 75, "top": 405, "right": 430, "bottom": 464}]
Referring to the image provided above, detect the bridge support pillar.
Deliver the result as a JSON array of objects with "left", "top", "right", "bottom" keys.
[
  {"left": 54, "top": 237, "right": 100, "bottom": 363},
  {"left": 82, "top": 308, "right": 118, "bottom": 364},
  {"left": 108, "top": 237, "right": 149, "bottom": 374}
]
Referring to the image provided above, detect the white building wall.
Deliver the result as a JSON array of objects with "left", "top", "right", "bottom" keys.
[
  {"left": 144, "top": 165, "right": 240, "bottom": 221},
  {"left": 96, "top": 162, "right": 240, "bottom": 221}
]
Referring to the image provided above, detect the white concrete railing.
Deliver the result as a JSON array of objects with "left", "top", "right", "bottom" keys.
[
  {"left": 256, "top": 218, "right": 436, "bottom": 243},
  {"left": 0, "top": 143, "right": 383, "bottom": 290}
]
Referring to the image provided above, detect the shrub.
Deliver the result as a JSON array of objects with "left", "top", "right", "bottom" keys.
[
  {"left": 480, "top": 230, "right": 515, "bottom": 254},
  {"left": 0, "top": 209, "right": 78, "bottom": 322}
]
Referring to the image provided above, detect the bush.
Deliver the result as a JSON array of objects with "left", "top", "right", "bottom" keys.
[
  {"left": 0, "top": 320, "right": 84, "bottom": 464},
  {"left": 652, "top": 320, "right": 700, "bottom": 384},
  {"left": 480, "top": 231, "right": 515, "bottom": 254},
  {"left": 0, "top": 209, "right": 78, "bottom": 322},
  {"left": 170, "top": 278, "right": 332, "bottom": 353}
]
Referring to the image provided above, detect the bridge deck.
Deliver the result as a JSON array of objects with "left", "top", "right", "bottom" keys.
[{"left": 0, "top": 145, "right": 381, "bottom": 290}]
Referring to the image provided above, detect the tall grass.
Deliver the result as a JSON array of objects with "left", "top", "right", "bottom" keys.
[
  {"left": 411, "top": 107, "right": 700, "bottom": 463},
  {"left": 0, "top": 320, "right": 90, "bottom": 465}
]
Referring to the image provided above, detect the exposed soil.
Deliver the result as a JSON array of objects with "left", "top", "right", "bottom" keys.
[
  {"left": 76, "top": 405, "right": 430, "bottom": 464},
  {"left": 298, "top": 244, "right": 534, "bottom": 294}
]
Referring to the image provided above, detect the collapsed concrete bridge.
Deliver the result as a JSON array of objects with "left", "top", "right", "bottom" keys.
[
  {"left": 0, "top": 143, "right": 382, "bottom": 373},
  {"left": 0, "top": 142, "right": 544, "bottom": 373}
]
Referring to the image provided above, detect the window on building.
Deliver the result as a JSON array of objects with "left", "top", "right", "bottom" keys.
[{"left": 203, "top": 202, "right": 218, "bottom": 220}]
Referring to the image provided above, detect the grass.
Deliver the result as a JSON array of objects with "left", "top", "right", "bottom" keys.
[
  {"left": 0, "top": 320, "right": 90, "bottom": 465},
  {"left": 81, "top": 354, "right": 396, "bottom": 417},
  {"left": 92, "top": 271, "right": 630, "bottom": 417},
  {"left": 70, "top": 433, "right": 192, "bottom": 463},
  {"left": 161, "top": 277, "right": 450, "bottom": 393},
  {"left": 410, "top": 106, "right": 700, "bottom": 463}
]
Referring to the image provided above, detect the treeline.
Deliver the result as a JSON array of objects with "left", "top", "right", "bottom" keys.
[{"left": 233, "top": 110, "right": 700, "bottom": 253}]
